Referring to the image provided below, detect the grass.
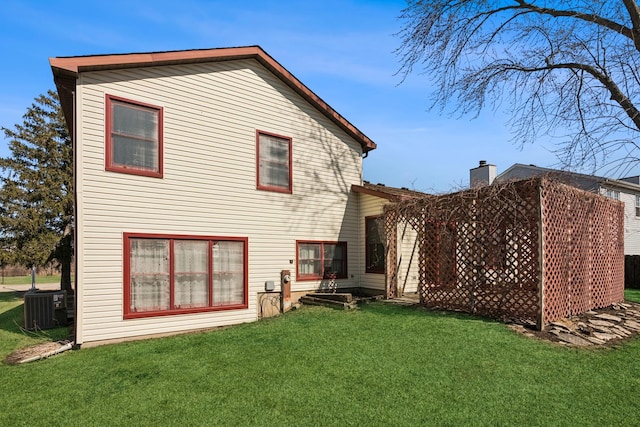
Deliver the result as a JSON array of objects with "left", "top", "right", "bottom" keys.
[
  {"left": 0, "top": 293, "right": 69, "bottom": 360},
  {"left": 625, "top": 288, "right": 640, "bottom": 303},
  {"left": 1, "top": 299, "right": 640, "bottom": 426},
  {"left": 0, "top": 274, "right": 62, "bottom": 286}
]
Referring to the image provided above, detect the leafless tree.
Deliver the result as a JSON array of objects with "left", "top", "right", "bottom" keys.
[{"left": 397, "top": 1, "right": 640, "bottom": 175}]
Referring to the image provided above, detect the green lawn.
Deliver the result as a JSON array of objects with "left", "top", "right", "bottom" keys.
[
  {"left": 0, "top": 293, "right": 69, "bottom": 359},
  {"left": 0, "top": 274, "right": 62, "bottom": 286},
  {"left": 625, "top": 288, "right": 640, "bottom": 303},
  {"left": 2, "top": 296, "right": 640, "bottom": 426}
]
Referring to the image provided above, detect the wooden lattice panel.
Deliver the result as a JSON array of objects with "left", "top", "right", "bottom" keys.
[
  {"left": 384, "top": 177, "right": 624, "bottom": 330},
  {"left": 540, "top": 181, "right": 624, "bottom": 324},
  {"left": 387, "top": 179, "right": 542, "bottom": 324},
  {"left": 384, "top": 209, "right": 398, "bottom": 299}
]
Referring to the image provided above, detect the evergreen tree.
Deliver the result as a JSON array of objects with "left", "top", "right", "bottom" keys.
[
  {"left": 1, "top": 90, "right": 73, "bottom": 292},
  {"left": 0, "top": 237, "right": 13, "bottom": 284}
]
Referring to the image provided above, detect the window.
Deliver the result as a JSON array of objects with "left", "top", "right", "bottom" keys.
[
  {"left": 257, "top": 131, "right": 292, "bottom": 193},
  {"left": 124, "top": 233, "right": 247, "bottom": 318},
  {"left": 296, "top": 241, "right": 347, "bottom": 280},
  {"left": 636, "top": 195, "right": 640, "bottom": 217},
  {"left": 106, "top": 95, "right": 163, "bottom": 177},
  {"left": 605, "top": 189, "right": 620, "bottom": 200},
  {"left": 365, "top": 216, "right": 385, "bottom": 273}
]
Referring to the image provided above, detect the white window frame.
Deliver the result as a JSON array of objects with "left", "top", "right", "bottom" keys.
[{"left": 605, "top": 189, "right": 620, "bottom": 201}]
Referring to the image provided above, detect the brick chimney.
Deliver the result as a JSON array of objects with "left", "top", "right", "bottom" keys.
[{"left": 470, "top": 160, "right": 497, "bottom": 187}]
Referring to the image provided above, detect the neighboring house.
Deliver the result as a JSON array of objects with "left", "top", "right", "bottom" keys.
[
  {"left": 471, "top": 162, "right": 640, "bottom": 255},
  {"left": 50, "top": 46, "right": 423, "bottom": 346}
]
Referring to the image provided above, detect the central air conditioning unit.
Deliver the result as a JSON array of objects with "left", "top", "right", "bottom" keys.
[{"left": 23, "top": 290, "right": 67, "bottom": 330}]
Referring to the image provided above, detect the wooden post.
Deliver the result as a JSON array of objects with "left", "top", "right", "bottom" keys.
[
  {"left": 384, "top": 210, "right": 398, "bottom": 299},
  {"left": 280, "top": 270, "right": 291, "bottom": 313},
  {"left": 537, "top": 181, "right": 545, "bottom": 331}
]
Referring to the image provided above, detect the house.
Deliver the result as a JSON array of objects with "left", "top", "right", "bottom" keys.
[
  {"left": 352, "top": 182, "right": 428, "bottom": 298},
  {"left": 471, "top": 161, "right": 640, "bottom": 256},
  {"left": 50, "top": 46, "right": 423, "bottom": 346}
]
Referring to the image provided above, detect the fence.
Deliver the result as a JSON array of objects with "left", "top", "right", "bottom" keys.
[{"left": 384, "top": 177, "right": 624, "bottom": 329}]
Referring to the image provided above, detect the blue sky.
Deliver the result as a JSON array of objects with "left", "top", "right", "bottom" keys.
[{"left": 2, "top": 0, "right": 563, "bottom": 192}]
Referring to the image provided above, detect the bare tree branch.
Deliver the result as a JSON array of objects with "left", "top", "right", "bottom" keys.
[
  {"left": 495, "top": 59, "right": 640, "bottom": 129},
  {"left": 514, "top": 0, "right": 635, "bottom": 41},
  {"left": 397, "top": 0, "right": 640, "bottom": 175}
]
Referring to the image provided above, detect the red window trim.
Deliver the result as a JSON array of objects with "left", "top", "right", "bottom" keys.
[
  {"left": 296, "top": 240, "right": 348, "bottom": 281},
  {"left": 123, "top": 233, "right": 248, "bottom": 319},
  {"left": 365, "top": 215, "right": 385, "bottom": 274},
  {"left": 256, "top": 130, "right": 292, "bottom": 194},
  {"left": 105, "top": 94, "right": 164, "bottom": 178}
]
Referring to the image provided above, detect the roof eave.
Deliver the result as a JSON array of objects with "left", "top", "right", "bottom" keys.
[
  {"left": 351, "top": 184, "right": 401, "bottom": 201},
  {"left": 49, "top": 46, "right": 377, "bottom": 153},
  {"left": 51, "top": 71, "right": 76, "bottom": 135},
  {"left": 601, "top": 178, "right": 640, "bottom": 192}
]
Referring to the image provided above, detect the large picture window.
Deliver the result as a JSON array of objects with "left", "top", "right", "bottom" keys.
[
  {"left": 124, "top": 233, "right": 247, "bottom": 318},
  {"left": 106, "top": 95, "right": 163, "bottom": 178},
  {"left": 365, "top": 216, "right": 385, "bottom": 273},
  {"left": 257, "top": 131, "right": 292, "bottom": 193},
  {"left": 296, "top": 241, "right": 347, "bottom": 280}
]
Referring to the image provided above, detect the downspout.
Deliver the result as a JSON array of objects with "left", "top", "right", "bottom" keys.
[
  {"left": 72, "top": 87, "right": 79, "bottom": 348},
  {"left": 19, "top": 342, "right": 74, "bottom": 364}
]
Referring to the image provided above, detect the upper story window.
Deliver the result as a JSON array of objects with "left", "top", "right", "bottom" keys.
[
  {"left": 296, "top": 241, "right": 347, "bottom": 281},
  {"left": 106, "top": 95, "right": 163, "bottom": 178},
  {"left": 365, "top": 216, "right": 385, "bottom": 274},
  {"left": 605, "top": 189, "right": 620, "bottom": 201},
  {"left": 257, "top": 131, "right": 292, "bottom": 193},
  {"left": 636, "top": 195, "right": 640, "bottom": 217}
]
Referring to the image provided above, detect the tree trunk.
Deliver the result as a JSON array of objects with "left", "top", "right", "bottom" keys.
[{"left": 59, "top": 233, "right": 73, "bottom": 294}]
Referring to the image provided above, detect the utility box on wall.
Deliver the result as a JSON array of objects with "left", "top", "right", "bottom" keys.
[{"left": 24, "top": 290, "right": 67, "bottom": 330}]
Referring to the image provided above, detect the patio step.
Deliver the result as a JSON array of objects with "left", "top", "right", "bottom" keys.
[{"left": 299, "top": 294, "right": 358, "bottom": 310}]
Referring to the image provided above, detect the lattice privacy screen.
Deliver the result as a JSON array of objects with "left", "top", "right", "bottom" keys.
[{"left": 384, "top": 177, "right": 624, "bottom": 329}]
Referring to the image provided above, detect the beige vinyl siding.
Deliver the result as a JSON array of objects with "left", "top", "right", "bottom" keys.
[
  {"left": 397, "top": 222, "right": 420, "bottom": 294},
  {"left": 359, "top": 194, "right": 388, "bottom": 291},
  {"left": 358, "top": 193, "right": 420, "bottom": 295},
  {"left": 75, "top": 59, "right": 363, "bottom": 344}
]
